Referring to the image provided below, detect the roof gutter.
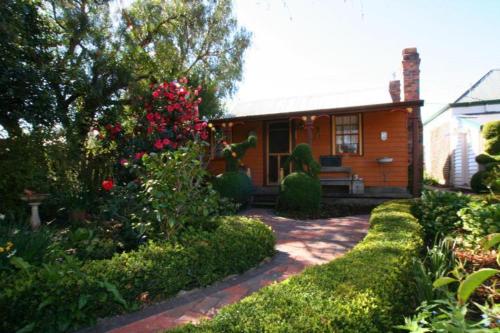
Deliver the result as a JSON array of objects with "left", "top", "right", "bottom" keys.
[{"left": 212, "top": 100, "right": 424, "bottom": 123}]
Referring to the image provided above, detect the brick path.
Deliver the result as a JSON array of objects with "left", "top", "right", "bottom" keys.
[{"left": 82, "top": 209, "right": 369, "bottom": 333}]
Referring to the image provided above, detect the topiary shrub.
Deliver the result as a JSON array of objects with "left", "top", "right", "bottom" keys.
[
  {"left": 213, "top": 171, "right": 253, "bottom": 205},
  {"left": 213, "top": 133, "right": 257, "bottom": 206},
  {"left": 277, "top": 144, "right": 321, "bottom": 215},
  {"left": 285, "top": 143, "right": 320, "bottom": 177},
  {"left": 470, "top": 170, "right": 488, "bottom": 193},
  {"left": 277, "top": 172, "right": 321, "bottom": 215},
  {"left": 470, "top": 120, "right": 500, "bottom": 193}
]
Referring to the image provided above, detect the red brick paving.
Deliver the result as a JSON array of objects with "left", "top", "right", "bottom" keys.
[{"left": 101, "top": 209, "right": 369, "bottom": 333}]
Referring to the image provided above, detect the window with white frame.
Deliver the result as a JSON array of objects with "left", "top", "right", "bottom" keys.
[{"left": 333, "top": 114, "right": 362, "bottom": 155}]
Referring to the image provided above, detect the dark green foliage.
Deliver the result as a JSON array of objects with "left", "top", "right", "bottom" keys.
[
  {"left": 223, "top": 132, "right": 257, "bottom": 172},
  {"left": 277, "top": 172, "right": 321, "bottom": 215},
  {"left": 458, "top": 201, "right": 500, "bottom": 243},
  {"left": 277, "top": 144, "right": 322, "bottom": 215},
  {"left": 485, "top": 139, "right": 500, "bottom": 156},
  {"left": 470, "top": 170, "right": 488, "bottom": 193},
  {"left": 475, "top": 153, "right": 497, "bottom": 165},
  {"left": 215, "top": 133, "right": 257, "bottom": 205},
  {"left": 213, "top": 171, "right": 253, "bottom": 205},
  {"left": 0, "top": 216, "right": 275, "bottom": 332},
  {"left": 285, "top": 143, "right": 320, "bottom": 178},
  {"left": 171, "top": 200, "right": 424, "bottom": 333},
  {"left": 471, "top": 121, "right": 500, "bottom": 193},
  {"left": 412, "top": 190, "right": 471, "bottom": 241}
]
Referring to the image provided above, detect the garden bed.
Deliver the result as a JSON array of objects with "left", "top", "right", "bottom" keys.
[
  {"left": 0, "top": 216, "right": 275, "bottom": 333},
  {"left": 171, "top": 200, "right": 424, "bottom": 332}
]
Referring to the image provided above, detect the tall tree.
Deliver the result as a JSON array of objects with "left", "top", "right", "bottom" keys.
[
  {"left": 0, "top": 0, "right": 54, "bottom": 137},
  {"left": 0, "top": 0, "right": 250, "bottom": 201}
]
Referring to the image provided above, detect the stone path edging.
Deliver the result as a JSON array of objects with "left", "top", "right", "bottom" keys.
[{"left": 78, "top": 209, "right": 370, "bottom": 333}]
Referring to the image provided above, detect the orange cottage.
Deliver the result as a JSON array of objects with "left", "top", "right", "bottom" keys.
[{"left": 208, "top": 48, "right": 424, "bottom": 198}]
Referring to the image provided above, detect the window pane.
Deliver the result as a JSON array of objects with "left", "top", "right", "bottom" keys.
[
  {"left": 280, "top": 155, "right": 291, "bottom": 177},
  {"left": 334, "top": 114, "right": 360, "bottom": 154},
  {"left": 269, "top": 122, "right": 289, "bottom": 153},
  {"left": 268, "top": 155, "right": 278, "bottom": 183}
]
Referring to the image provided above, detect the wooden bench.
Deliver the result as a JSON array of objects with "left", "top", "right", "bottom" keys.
[{"left": 319, "top": 166, "right": 364, "bottom": 194}]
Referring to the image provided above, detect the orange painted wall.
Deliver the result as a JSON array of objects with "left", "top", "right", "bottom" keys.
[{"left": 208, "top": 109, "right": 410, "bottom": 188}]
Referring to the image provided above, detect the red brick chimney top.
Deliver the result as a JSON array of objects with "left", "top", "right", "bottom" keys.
[
  {"left": 402, "top": 47, "right": 420, "bottom": 101},
  {"left": 389, "top": 80, "right": 401, "bottom": 103}
]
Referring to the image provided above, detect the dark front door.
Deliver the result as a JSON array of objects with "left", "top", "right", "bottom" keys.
[{"left": 267, "top": 121, "right": 291, "bottom": 185}]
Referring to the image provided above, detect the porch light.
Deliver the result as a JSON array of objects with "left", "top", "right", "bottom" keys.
[
  {"left": 311, "top": 115, "right": 317, "bottom": 121},
  {"left": 301, "top": 115, "right": 307, "bottom": 121}
]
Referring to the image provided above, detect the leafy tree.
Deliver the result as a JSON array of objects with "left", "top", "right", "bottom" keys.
[
  {"left": 0, "top": 0, "right": 250, "bottom": 209},
  {"left": 0, "top": 0, "right": 54, "bottom": 137}
]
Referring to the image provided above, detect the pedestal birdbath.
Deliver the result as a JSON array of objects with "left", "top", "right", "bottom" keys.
[{"left": 20, "top": 191, "right": 49, "bottom": 231}]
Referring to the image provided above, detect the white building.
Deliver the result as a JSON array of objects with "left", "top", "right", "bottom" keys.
[{"left": 424, "top": 69, "right": 500, "bottom": 188}]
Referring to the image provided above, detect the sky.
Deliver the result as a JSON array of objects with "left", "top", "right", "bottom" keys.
[{"left": 229, "top": 0, "right": 500, "bottom": 120}]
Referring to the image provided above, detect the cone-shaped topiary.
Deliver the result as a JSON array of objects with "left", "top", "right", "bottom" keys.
[
  {"left": 213, "top": 132, "right": 257, "bottom": 205},
  {"left": 278, "top": 143, "right": 321, "bottom": 215},
  {"left": 471, "top": 120, "right": 500, "bottom": 193}
]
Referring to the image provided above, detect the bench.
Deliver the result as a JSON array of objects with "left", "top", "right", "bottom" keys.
[{"left": 319, "top": 166, "right": 365, "bottom": 194}]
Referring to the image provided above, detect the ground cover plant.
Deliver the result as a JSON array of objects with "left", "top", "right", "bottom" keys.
[
  {"left": 401, "top": 190, "right": 500, "bottom": 331},
  {"left": 171, "top": 200, "right": 424, "bottom": 333}
]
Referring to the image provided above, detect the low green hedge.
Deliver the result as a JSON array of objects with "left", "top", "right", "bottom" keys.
[
  {"left": 171, "top": 200, "right": 424, "bottom": 333},
  {"left": 0, "top": 216, "right": 275, "bottom": 333}
]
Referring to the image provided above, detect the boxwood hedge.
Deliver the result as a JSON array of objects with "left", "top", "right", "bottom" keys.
[
  {"left": 0, "top": 216, "right": 275, "bottom": 333},
  {"left": 171, "top": 200, "right": 424, "bottom": 333}
]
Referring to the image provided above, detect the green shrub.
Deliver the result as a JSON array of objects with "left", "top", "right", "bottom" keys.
[
  {"left": 470, "top": 170, "right": 488, "bottom": 193},
  {"left": 171, "top": 200, "right": 424, "bottom": 333},
  {"left": 482, "top": 120, "right": 500, "bottom": 141},
  {"left": 458, "top": 201, "right": 500, "bottom": 245},
  {"left": 285, "top": 143, "right": 320, "bottom": 177},
  {"left": 277, "top": 172, "right": 321, "bottom": 215},
  {"left": 213, "top": 171, "right": 253, "bottom": 205},
  {"left": 413, "top": 190, "right": 471, "bottom": 241},
  {"left": 141, "top": 142, "right": 222, "bottom": 240},
  {"left": 0, "top": 216, "right": 275, "bottom": 332},
  {"left": 475, "top": 153, "right": 497, "bottom": 165},
  {"left": 214, "top": 133, "right": 257, "bottom": 206}
]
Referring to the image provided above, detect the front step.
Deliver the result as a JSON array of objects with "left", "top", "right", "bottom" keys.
[{"left": 252, "top": 193, "right": 277, "bottom": 208}]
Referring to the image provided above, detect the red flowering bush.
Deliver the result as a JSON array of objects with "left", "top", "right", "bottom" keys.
[
  {"left": 98, "top": 78, "right": 209, "bottom": 167},
  {"left": 101, "top": 179, "right": 114, "bottom": 191}
]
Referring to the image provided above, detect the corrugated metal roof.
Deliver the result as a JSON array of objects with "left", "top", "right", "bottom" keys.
[
  {"left": 455, "top": 69, "right": 500, "bottom": 103},
  {"left": 225, "top": 87, "right": 390, "bottom": 119}
]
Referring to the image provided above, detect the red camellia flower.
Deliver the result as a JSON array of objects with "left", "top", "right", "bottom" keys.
[
  {"left": 154, "top": 139, "right": 164, "bottom": 150},
  {"left": 102, "top": 179, "right": 114, "bottom": 191},
  {"left": 135, "top": 152, "right": 145, "bottom": 160}
]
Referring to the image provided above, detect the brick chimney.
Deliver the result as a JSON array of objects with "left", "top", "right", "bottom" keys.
[
  {"left": 402, "top": 47, "right": 420, "bottom": 101},
  {"left": 389, "top": 80, "right": 401, "bottom": 102}
]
